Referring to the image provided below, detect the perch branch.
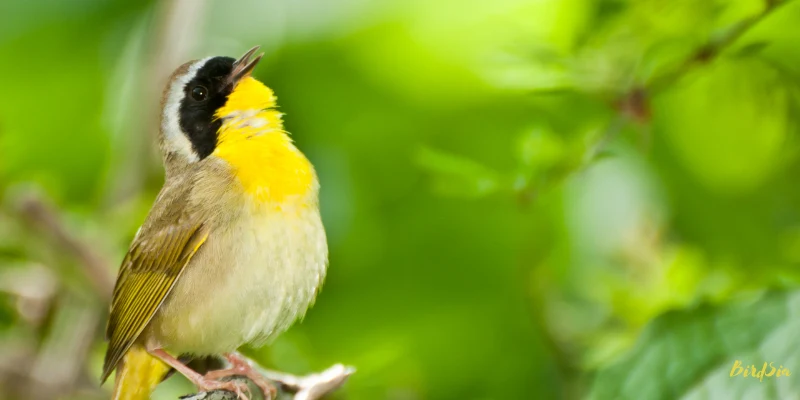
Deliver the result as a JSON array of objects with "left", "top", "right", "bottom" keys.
[
  {"left": 259, "top": 364, "right": 356, "bottom": 400},
  {"left": 180, "top": 376, "right": 264, "bottom": 400}
]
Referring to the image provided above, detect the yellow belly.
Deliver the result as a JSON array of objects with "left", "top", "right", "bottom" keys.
[{"left": 145, "top": 201, "right": 328, "bottom": 356}]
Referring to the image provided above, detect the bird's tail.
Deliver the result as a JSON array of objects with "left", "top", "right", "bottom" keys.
[{"left": 111, "top": 347, "right": 171, "bottom": 400}]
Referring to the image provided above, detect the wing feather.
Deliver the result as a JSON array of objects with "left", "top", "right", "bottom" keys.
[{"left": 101, "top": 222, "right": 209, "bottom": 382}]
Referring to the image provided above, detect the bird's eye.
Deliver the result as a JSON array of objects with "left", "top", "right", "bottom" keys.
[{"left": 190, "top": 86, "right": 208, "bottom": 101}]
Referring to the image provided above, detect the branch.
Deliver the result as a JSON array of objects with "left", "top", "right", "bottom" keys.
[
  {"left": 648, "top": 0, "right": 792, "bottom": 92},
  {"left": 13, "top": 191, "right": 115, "bottom": 300},
  {"left": 618, "top": 0, "right": 791, "bottom": 125},
  {"left": 519, "top": 0, "right": 794, "bottom": 207},
  {"left": 260, "top": 364, "right": 356, "bottom": 400},
  {"left": 515, "top": 2, "right": 795, "bottom": 388},
  {"left": 27, "top": 299, "right": 101, "bottom": 399},
  {"left": 181, "top": 377, "right": 264, "bottom": 400}
]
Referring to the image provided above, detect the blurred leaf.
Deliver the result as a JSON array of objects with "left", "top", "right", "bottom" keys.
[
  {"left": 591, "top": 149, "right": 617, "bottom": 162},
  {"left": 731, "top": 41, "right": 770, "bottom": 58},
  {"left": 487, "top": 49, "right": 579, "bottom": 92},
  {"left": 743, "top": 0, "right": 800, "bottom": 76},
  {"left": 517, "top": 128, "right": 566, "bottom": 169},
  {"left": 590, "top": 290, "right": 800, "bottom": 400},
  {"left": 653, "top": 59, "right": 790, "bottom": 194},
  {"left": 415, "top": 147, "right": 503, "bottom": 198}
]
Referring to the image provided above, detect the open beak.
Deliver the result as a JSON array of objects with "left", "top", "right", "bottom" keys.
[{"left": 227, "top": 45, "right": 264, "bottom": 87}]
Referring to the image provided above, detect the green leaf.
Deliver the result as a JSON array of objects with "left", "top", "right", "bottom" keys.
[
  {"left": 589, "top": 290, "right": 800, "bottom": 400},
  {"left": 517, "top": 128, "right": 566, "bottom": 170},
  {"left": 653, "top": 59, "right": 789, "bottom": 194},
  {"left": 731, "top": 41, "right": 771, "bottom": 58},
  {"left": 414, "top": 147, "right": 502, "bottom": 198}
]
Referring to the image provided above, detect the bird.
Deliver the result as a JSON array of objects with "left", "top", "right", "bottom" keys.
[{"left": 101, "top": 46, "right": 328, "bottom": 400}]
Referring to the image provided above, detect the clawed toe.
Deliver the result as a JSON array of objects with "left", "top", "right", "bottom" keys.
[
  {"left": 196, "top": 378, "right": 252, "bottom": 400},
  {"left": 203, "top": 371, "right": 275, "bottom": 399},
  {"left": 204, "top": 353, "right": 277, "bottom": 400}
]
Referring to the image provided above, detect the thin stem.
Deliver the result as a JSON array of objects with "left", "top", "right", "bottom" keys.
[
  {"left": 649, "top": 0, "right": 792, "bottom": 92},
  {"left": 15, "top": 193, "right": 114, "bottom": 300}
]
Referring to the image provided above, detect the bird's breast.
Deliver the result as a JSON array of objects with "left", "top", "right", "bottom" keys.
[{"left": 212, "top": 114, "right": 316, "bottom": 207}]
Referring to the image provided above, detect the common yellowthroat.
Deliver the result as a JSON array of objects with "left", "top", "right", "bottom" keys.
[{"left": 102, "top": 46, "right": 328, "bottom": 400}]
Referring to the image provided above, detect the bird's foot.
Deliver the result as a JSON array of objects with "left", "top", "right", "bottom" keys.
[
  {"left": 150, "top": 349, "right": 254, "bottom": 400},
  {"left": 214, "top": 352, "right": 355, "bottom": 400},
  {"left": 204, "top": 353, "right": 276, "bottom": 400},
  {"left": 192, "top": 377, "right": 253, "bottom": 400}
]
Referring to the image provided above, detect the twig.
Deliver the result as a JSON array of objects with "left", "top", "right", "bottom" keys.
[
  {"left": 3, "top": 192, "right": 110, "bottom": 398},
  {"left": 515, "top": 2, "right": 795, "bottom": 394},
  {"left": 14, "top": 192, "right": 115, "bottom": 300},
  {"left": 520, "top": 0, "right": 793, "bottom": 205},
  {"left": 260, "top": 364, "right": 356, "bottom": 400},
  {"left": 28, "top": 299, "right": 100, "bottom": 400},
  {"left": 613, "top": 0, "right": 791, "bottom": 150},
  {"left": 0, "top": 264, "right": 58, "bottom": 326},
  {"left": 648, "top": 0, "right": 792, "bottom": 92}
]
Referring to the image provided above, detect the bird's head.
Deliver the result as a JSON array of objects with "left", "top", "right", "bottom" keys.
[
  {"left": 159, "top": 47, "right": 315, "bottom": 205},
  {"left": 160, "top": 46, "right": 278, "bottom": 169}
]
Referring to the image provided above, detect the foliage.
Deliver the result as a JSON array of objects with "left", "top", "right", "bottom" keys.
[{"left": 590, "top": 290, "right": 800, "bottom": 400}]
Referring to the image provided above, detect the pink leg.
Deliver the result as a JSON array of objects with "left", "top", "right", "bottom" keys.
[
  {"left": 150, "top": 349, "right": 251, "bottom": 400},
  {"left": 204, "top": 353, "right": 276, "bottom": 399}
]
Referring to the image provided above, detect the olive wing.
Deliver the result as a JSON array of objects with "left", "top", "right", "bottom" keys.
[{"left": 101, "top": 222, "right": 209, "bottom": 382}]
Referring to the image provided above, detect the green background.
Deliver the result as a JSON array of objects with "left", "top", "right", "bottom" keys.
[{"left": 1, "top": 0, "right": 800, "bottom": 399}]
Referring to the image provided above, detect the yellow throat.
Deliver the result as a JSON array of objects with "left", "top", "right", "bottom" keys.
[{"left": 213, "top": 77, "right": 315, "bottom": 206}]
